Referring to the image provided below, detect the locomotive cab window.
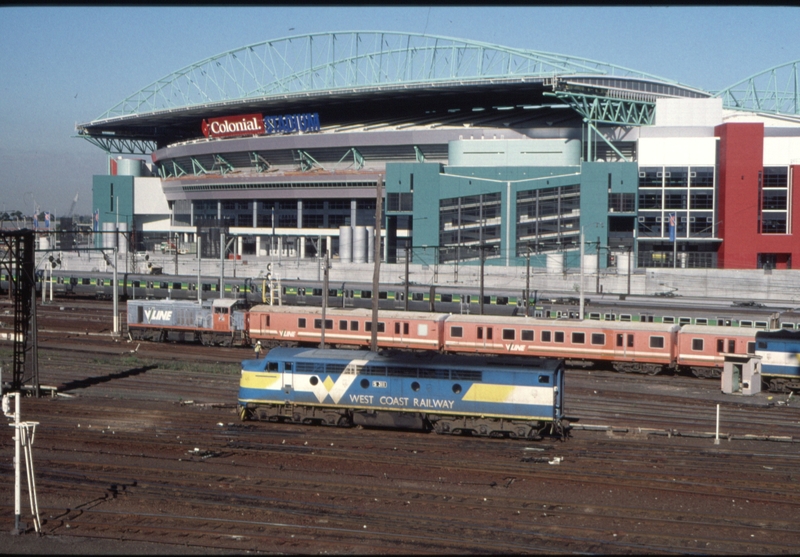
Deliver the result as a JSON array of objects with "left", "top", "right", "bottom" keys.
[
  {"left": 538, "top": 375, "right": 550, "bottom": 384},
  {"left": 649, "top": 336, "right": 665, "bottom": 349},
  {"left": 268, "top": 362, "right": 279, "bottom": 372},
  {"left": 214, "top": 307, "right": 228, "bottom": 314},
  {"left": 747, "top": 341, "right": 756, "bottom": 353}
]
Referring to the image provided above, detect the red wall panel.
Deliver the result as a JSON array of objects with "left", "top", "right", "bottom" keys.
[{"left": 716, "top": 123, "right": 800, "bottom": 269}]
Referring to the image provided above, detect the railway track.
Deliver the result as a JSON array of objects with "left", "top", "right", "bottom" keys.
[{"left": 2, "top": 308, "right": 800, "bottom": 553}]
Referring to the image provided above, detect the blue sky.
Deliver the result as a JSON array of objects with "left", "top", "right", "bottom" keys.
[{"left": 0, "top": 6, "right": 797, "bottom": 216}]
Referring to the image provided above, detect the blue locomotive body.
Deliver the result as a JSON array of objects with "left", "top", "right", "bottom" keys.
[
  {"left": 755, "top": 329, "right": 800, "bottom": 391},
  {"left": 238, "top": 347, "right": 565, "bottom": 439}
]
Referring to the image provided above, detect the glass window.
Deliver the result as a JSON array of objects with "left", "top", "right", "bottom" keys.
[
  {"left": 298, "top": 318, "right": 306, "bottom": 328},
  {"left": 554, "top": 331, "right": 565, "bottom": 343},
  {"left": 650, "top": 336, "right": 665, "bottom": 349},
  {"left": 521, "top": 330, "right": 534, "bottom": 341},
  {"left": 591, "top": 333, "right": 605, "bottom": 345},
  {"left": 571, "top": 332, "right": 585, "bottom": 344},
  {"left": 541, "top": 331, "right": 552, "bottom": 342},
  {"left": 502, "top": 329, "right": 515, "bottom": 340},
  {"left": 692, "top": 338, "right": 704, "bottom": 351}
]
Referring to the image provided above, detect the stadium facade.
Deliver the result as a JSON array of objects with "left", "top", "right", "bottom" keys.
[{"left": 77, "top": 32, "right": 800, "bottom": 271}]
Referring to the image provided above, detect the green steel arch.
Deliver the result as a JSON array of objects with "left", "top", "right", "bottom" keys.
[
  {"left": 715, "top": 60, "right": 800, "bottom": 117},
  {"left": 96, "top": 31, "right": 695, "bottom": 120}
]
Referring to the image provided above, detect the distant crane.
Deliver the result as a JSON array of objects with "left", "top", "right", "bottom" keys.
[{"left": 66, "top": 192, "right": 79, "bottom": 218}]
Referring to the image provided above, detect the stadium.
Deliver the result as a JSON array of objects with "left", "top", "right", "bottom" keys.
[{"left": 76, "top": 31, "right": 800, "bottom": 272}]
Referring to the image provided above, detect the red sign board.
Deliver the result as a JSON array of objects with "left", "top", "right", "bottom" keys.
[{"left": 201, "top": 113, "right": 265, "bottom": 139}]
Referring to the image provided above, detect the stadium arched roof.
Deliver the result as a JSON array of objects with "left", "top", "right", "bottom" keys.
[
  {"left": 714, "top": 60, "right": 800, "bottom": 118},
  {"left": 79, "top": 32, "right": 800, "bottom": 154},
  {"left": 94, "top": 31, "right": 702, "bottom": 120}
]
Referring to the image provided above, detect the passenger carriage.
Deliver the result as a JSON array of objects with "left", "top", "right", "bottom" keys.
[
  {"left": 676, "top": 325, "right": 757, "bottom": 378},
  {"left": 442, "top": 315, "right": 680, "bottom": 375},
  {"left": 246, "top": 305, "right": 446, "bottom": 351},
  {"left": 238, "top": 347, "right": 565, "bottom": 438}
]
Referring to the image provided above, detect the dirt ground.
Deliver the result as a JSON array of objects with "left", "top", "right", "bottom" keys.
[{"left": 0, "top": 531, "right": 250, "bottom": 555}]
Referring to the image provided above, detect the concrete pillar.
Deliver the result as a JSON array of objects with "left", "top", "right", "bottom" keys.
[
  {"left": 326, "top": 236, "right": 332, "bottom": 256},
  {"left": 351, "top": 199, "right": 357, "bottom": 228},
  {"left": 297, "top": 200, "right": 303, "bottom": 230},
  {"left": 256, "top": 236, "right": 261, "bottom": 256},
  {"left": 253, "top": 201, "right": 258, "bottom": 228},
  {"left": 237, "top": 236, "right": 243, "bottom": 257},
  {"left": 300, "top": 236, "right": 306, "bottom": 258}
]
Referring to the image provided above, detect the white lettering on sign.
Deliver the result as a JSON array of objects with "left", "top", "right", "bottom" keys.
[
  {"left": 349, "top": 394, "right": 374, "bottom": 404},
  {"left": 413, "top": 398, "right": 454, "bottom": 410},
  {"left": 505, "top": 344, "right": 525, "bottom": 352},
  {"left": 144, "top": 309, "right": 173, "bottom": 322},
  {"left": 279, "top": 330, "right": 296, "bottom": 338},
  {"left": 379, "top": 396, "right": 409, "bottom": 407}
]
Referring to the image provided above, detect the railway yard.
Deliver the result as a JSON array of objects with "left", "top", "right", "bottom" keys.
[{"left": 2, "top": 299, "right": 800, "bottom": 553}]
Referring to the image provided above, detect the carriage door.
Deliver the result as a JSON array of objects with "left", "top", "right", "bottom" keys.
[
  {"left": 213, "top": 306, "right": 230, "bottom": 331},
  {"left": 282, "top": 361, "right": 294, "bottom": 397},
  {"left": 616, "top": 333, "right": 634, "bottom": 357}
]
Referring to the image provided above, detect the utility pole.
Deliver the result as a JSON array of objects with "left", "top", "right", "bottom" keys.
[
  {"left": 404, "top": 246, "right": 410, "bottom": 312},
  {"left": 525, "top": 246, "right": 531, "bottom": 317},
  {"left": 579, "top": 228, "right": 585, "bottom": 320},
  {"left": 320, "top": 253, "right": 328, "bottom": 349},
  {"left": 479, "top": 244, "right": 486, "bottom": 316},
  {"left": 596, "top": 236, "right": 601, "bottom": 294},
  {"left": 370, "top": 178, "right": 383, "bottom": 352}
]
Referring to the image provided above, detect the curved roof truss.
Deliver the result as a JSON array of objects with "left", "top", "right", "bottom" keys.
[
  {"left": 96, "top": 31, "right": 694, "bottom": 121},
  {"left": 715, "top": 60, "right": 800, "bottom": 117}
]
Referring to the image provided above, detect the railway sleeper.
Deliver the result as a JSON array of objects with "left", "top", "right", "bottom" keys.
[
  {"left": 430, "top": 415, "right": 545, "bottom": 439},
  {"left": 612, "top": 361, "right": 665, "bottom": 375}
]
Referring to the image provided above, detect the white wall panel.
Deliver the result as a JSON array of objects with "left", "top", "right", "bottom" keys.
[
  {"left": 638, "top": 137, "right": 718, "bottom": 166},
  {"left": 134, "top": 178, "right": 170, "bottom": 214},
  {"left": 764, "top": 137, "right": 800, "bottom": 165}
]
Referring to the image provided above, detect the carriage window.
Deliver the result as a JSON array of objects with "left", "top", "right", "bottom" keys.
[
  {"left": 747, "top": 342, "right": 756, "bottom": 353},
  {"left": 417, "top": 323, "right": 429, "bottom": 336},
  {"left": 571, "top": 332, "right": 585, "bottom": 344},
  {"left": 395, "top": 323, "right": 400, "bottom": 334},
  {"left": 692, "top": 338, "right": 704, "bottom": 351},
  {"left": 554, "top": 331, "right": 565, "bottom": 343},
  {"left": 538, "top": 375, "right": 550, "bottom": 384},
  {"left": 160, "top": 282, "right": 169, "bottom": 289},
  {"left": 695, "top": 318, "right": 708, "bottom": 325},
  {"left": 521, "top": 330, "right": 534, "bottom": 341},
  {"left": 365, "top": 322, "right": 385, "bottom": 332},
  {"left": 663, "top": 316, "right": 675, "bottom": 324},
  {"left": 541, "top": 331, "right": 552, "bottom": 342},
  {"left": 339, "top": 320, "right": 348, "bottom": 330},
  {"left": 268, "top": 362, "right": 279, "bottom": 372},
  {"left": 590, "top": 333, "right": 605, "bottom": 345},
  {"left": 450, "top": 326, "right": 463, "bottom": 338},
  {"left": 412, "top": 292, "right": 424, "bottom": 301},
  {"left": 379, "top": 291, "right": 388, "bottom": 299},
  {"left": 298, "top": 318, "right": 307, "bottom": 328},
  {"left": 441, "top": 294, "right": 453, "bottom": 303},
  {"left": 360, "top": 290, "right": 372, "bottom": 299},
  {"left": 82, "top": 278, "right": 91, "bottom": 285},
  {"left": 716, "top": 339, "right": 725, "bottom": 353},
  {"left": 173, "top": 282, "right": 182, "bottom": 290},
  {"left": 679, "top": 317, "right": 691, "bottom": 325},
  {"left": 496, "top": 296, "right": 508, "bottom": 306},
  {"left": 314, "top": 319, "right": 333, "bottom": 329},
  {"left": 650, "top": 336, "right": 665, "bottom": 348},
  {"left": 728, "top": 340, "right": 736, "bottom": 353},
  {"left": 97, "top": 279, "right": 104, "bottom": 287},
  {"left": 502, "top": 329, "right": 515, "bottom": 340},
  {"left": 350, "top": 321, "right": 359, "bottom": 331}
]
